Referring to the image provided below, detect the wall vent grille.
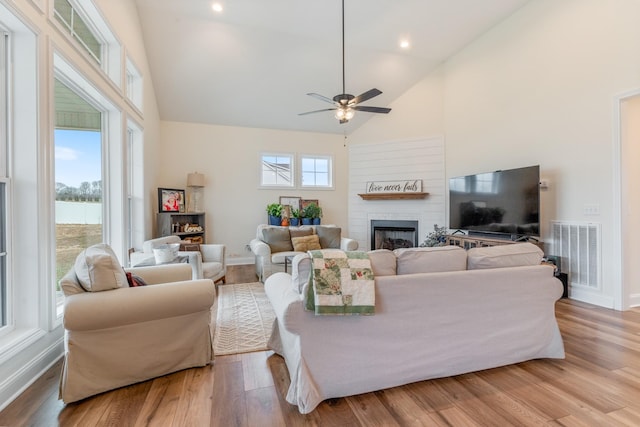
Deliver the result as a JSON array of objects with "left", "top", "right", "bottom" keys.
[{"left": 550, "top": 221, "right": 601, "bottom": 289}]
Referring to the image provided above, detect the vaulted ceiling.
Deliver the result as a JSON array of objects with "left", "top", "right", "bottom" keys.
[{"left": 134, "top": 0, "right": 530, "bottom": 135}]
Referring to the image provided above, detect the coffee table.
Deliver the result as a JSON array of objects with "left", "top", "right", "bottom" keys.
[{"left": 284, "top": 255, "right": 295, "bottom": 273}]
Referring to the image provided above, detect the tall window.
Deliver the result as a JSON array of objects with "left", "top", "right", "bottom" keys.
[
  {"left": 54, "top": 79, "right": 103, "bottom": 290},
  {"left": 53, "top": 0, "right": 101, "bottom": 64},
  {"left": 0, "top": 31, "right": 8, "bottom": 330},
  {"left": 261, "top": 153, "right": 293, "bottom": 187},
  {"left": 300, "top": 155, "right": 332, "bottom": 188}
]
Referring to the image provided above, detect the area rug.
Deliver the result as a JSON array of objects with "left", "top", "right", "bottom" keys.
[{"left": 213, "top": 282, "right": 276, "bottom": 356}]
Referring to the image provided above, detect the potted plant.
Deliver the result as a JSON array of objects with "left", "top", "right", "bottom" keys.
[
  {"left": 290, "top": 208, "right": 300, "bottom": 226},
  {"left": 266, "top": 203, "right": 283, "bottom": 226},
  {"left": 300, "top": 206, "right": 312, "bottom": 225},
  {"left": 303, "top": 203, "right": 322, "bottom": 225}
]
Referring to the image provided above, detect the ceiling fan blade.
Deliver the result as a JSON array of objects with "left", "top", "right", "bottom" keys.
[
  {"left": 307, "top": 93, "right": 337, "bottom": 105},
  {"left": 353, "top": 105, "right": 391, "bottom": 114},
  {"left": 298, "top": 108, "right": 337, "bottom": 116},
  {"left": 350, "top": 88, "right": 382, "bottom": 105}
]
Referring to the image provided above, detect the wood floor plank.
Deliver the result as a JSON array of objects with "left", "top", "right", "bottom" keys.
[
  {"left": 432, "top": 376, "right": 514, "bottom": 426},
  {"left": 210, "top": 359, "right": 248, "bottom": 427},
  {"left": 133, "top": 369, "right": 188, "bottom": 427},
  {"left": 346, "top": 392, "right": 401, "bottom": 426},
  {"left": 242, "top": 350, "right": 275, "bottom": 391},
  {"left": 374, "top": 387, "right": 439, "bottom": 426},
  {"left": 173, "top": 365, "right": 215, "bottom": 427},
  {"left": 245, "top": 386, "right": 286, "bottom": 427}
]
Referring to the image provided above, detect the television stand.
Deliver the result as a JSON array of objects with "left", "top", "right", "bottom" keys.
[{"left": 446, "top": 234, "right": 544, "bottom": 251}]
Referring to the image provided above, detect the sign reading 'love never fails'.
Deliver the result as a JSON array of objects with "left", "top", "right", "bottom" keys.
[{"left": 366, "top": 180, "right": 422, "bottom": 194}]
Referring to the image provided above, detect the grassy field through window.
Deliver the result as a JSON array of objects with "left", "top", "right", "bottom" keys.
[{"left": 56, "top": 223, "right": 102, "bottom": 283}]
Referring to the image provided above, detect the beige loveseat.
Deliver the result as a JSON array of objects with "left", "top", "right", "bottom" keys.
[
  {"left": 264, "top": 243, "right": 565, "bottom": 413},
  {"left": 249, "top": 224, "right": 358, "bottom": 282},
  {"left": 59, "top": 243, "right": 216, "bottom": 403}
]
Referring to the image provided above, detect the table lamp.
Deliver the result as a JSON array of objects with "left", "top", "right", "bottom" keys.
[{"left": 186, "top": 172, "right": 205, "bottom": 212}]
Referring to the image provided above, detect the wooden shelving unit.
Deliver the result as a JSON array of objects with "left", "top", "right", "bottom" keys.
[
  {"left": 358, "top": 192, "right": 429, "bottom": 200},
  {"left": 156, "top": 212, "right": 206, "bottom": 243}
]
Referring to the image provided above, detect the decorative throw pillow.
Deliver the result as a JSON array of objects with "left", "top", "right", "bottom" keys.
[
  {"left": 394, "top": 246, "right": 467, "bottom": 275},
  {"left": 467, "top": 243, "right": 543, "bottom": 270},
  {"left": 291, "top": 235, "right": 322, "bottom": 252},
  {"left": 74, "top": 243, "right": 128, "bottom": 292},
  {"left": 125, "top": 271, "right": 148, "bottom": 287},
  {"left": 367, "top": 249, "right": 397, "bottom": 276},
  {"left": 315, "top": 226, "right": 341, "bottom": 249},
  {"left": 262, "top": 227, "right": 293, "bottom": 253}
]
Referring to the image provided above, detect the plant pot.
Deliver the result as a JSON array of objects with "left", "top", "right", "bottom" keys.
[
  {"left": 301, "top": 218, "right": 312, "bottom": 225},
  {"left": 290, "top": 218, "right": 299, "bottom": 226},
  {"left": 268, "top": 215, "right": 282, "bottom": 226},
  {"left": 313, "top": 218, "right": 321, "bottom": 225}
]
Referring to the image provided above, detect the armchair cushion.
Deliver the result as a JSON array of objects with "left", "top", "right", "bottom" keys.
[
  {"left": 74, "top": 243, "right": 128, "bottom": 292},
  {"left": 262, "top": 227, "right": 294, "bottom": 252}
]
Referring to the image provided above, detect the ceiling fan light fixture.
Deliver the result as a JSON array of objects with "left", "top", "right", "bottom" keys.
[{"left": 334, "top": 106, "right": 354, "bottom": 122}]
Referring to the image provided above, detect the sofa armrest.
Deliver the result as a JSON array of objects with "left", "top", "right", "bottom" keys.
[
  {"left": 63, "top": 279, "right": 215, "bottom": 331},
  {"left": 340, "top": 237, "right": 359, "bottom": 251},
  {"left": 264, "top": 272, "right": 305, "bottom": 334},
  {"left": 250, "top": 238, "right": 271, "bottom": 257},
  {"left": 125, "top": 263, "right": 193, "bottom": 284},
  {"left": 200, "top": 244, "right": 225, "bottom": 265}
]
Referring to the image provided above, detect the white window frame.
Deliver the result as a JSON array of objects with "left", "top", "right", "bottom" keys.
[
  {"left": 125, "top": 56, "right": 143, "bottom": 113},
  {"left": 53, "top": 52, "right": 124, "bottom": 322},
  {"left": 125, "top": 118, "right": 144, "bottom": 264},
  {"left": 51, "top": 0, "right": 122, "bottom": 89},
  {"left": 299, "top": 153, "right": 334, "bottom": 189},
  {"left": 259, "top": 152, "right": 295, "bottom": 188},
  {"left": 0, "top": 30, "right": 9, "bottom": 335}
]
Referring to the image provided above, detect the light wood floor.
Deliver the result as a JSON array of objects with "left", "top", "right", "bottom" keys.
[{"left": 2, "top": 265, "right": 640, "bottom": 426}]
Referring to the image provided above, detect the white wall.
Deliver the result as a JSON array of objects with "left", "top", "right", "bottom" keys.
[
  {"left": 351, "top": 0, "right": 640, "bottom": 308},
  {"left": 157, "top": 121, "right": 348, "bottom": 262},
  {"left": 621, "top": 95, "right": 640, "bottom": 306}
]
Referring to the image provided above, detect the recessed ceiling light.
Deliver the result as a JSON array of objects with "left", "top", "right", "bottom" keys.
[
  {"left": 400, "top": 39, "right": 410, "bottom": 49},
  {"left": 212, "top": 3, "right": 223, "bottom": 12}
]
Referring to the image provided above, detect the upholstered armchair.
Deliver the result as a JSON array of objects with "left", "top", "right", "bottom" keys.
[
  {"left": 249, "top": 224, "right": 358, "bottom": 282},
  {"left": 59, "top": 243, "right": 216, "bottom": 403},
  {"left": 130, "top": 235, "right": 226, "bottom": 284}
]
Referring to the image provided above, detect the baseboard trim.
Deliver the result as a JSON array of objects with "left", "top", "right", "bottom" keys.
[
  {"left": 568, "top": 286, "right": 615, "bottom": 309},
  {"left": 0, "top": 338, "right": 64, "bottom": 412},
  {"left": 226, "top": 256, "right": 255, "bottom": 266}
]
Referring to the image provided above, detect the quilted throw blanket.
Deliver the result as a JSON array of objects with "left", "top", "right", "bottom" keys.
[{"left": 305, "top": 249, "right": 375, "bottom": 315}]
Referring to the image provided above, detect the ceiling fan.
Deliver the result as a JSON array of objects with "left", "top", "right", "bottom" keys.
[{"left": 299, "top": 0, "right": 391, "bottom": 124}]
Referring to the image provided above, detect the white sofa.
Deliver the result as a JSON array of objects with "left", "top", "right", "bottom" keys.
[
  {"left": 264, "top": 243, "right": 565, "bottom": 414},
  {"left": 249, "top": 224, "right": 358, "bottom": 282},
  {"left": 130, "top": 235, "right": 226, "bottom": 284},
  {"left": 59, "top": 243, "right": 215, "bottom": 403}
]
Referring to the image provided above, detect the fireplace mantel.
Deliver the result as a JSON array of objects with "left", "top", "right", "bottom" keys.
[{"left": 358, "top": 192, "right": 428, "bottom": 200}]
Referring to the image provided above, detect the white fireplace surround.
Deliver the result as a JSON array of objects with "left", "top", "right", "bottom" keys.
[{"left": 348, "top": 137, "right": 447, "bottom": 251}]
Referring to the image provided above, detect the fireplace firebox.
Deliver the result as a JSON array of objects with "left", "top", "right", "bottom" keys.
[{"left": 371, "top": 220, "right": 419, "bottom": 250}]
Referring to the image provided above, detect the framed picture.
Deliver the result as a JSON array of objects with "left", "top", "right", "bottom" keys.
[
  {"left": 279, "top": 196, "right": 301, "bottom": 212},
  {"left": 301, "top": 199, "right": 319, "bottom": 210},
  {"left": 158, "top": 188, "right": 185, "bottom": 212}
]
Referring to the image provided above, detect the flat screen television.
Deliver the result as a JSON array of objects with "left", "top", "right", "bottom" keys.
[{"left": 449, "top": 165, "right": 540, "bottom": 239}]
